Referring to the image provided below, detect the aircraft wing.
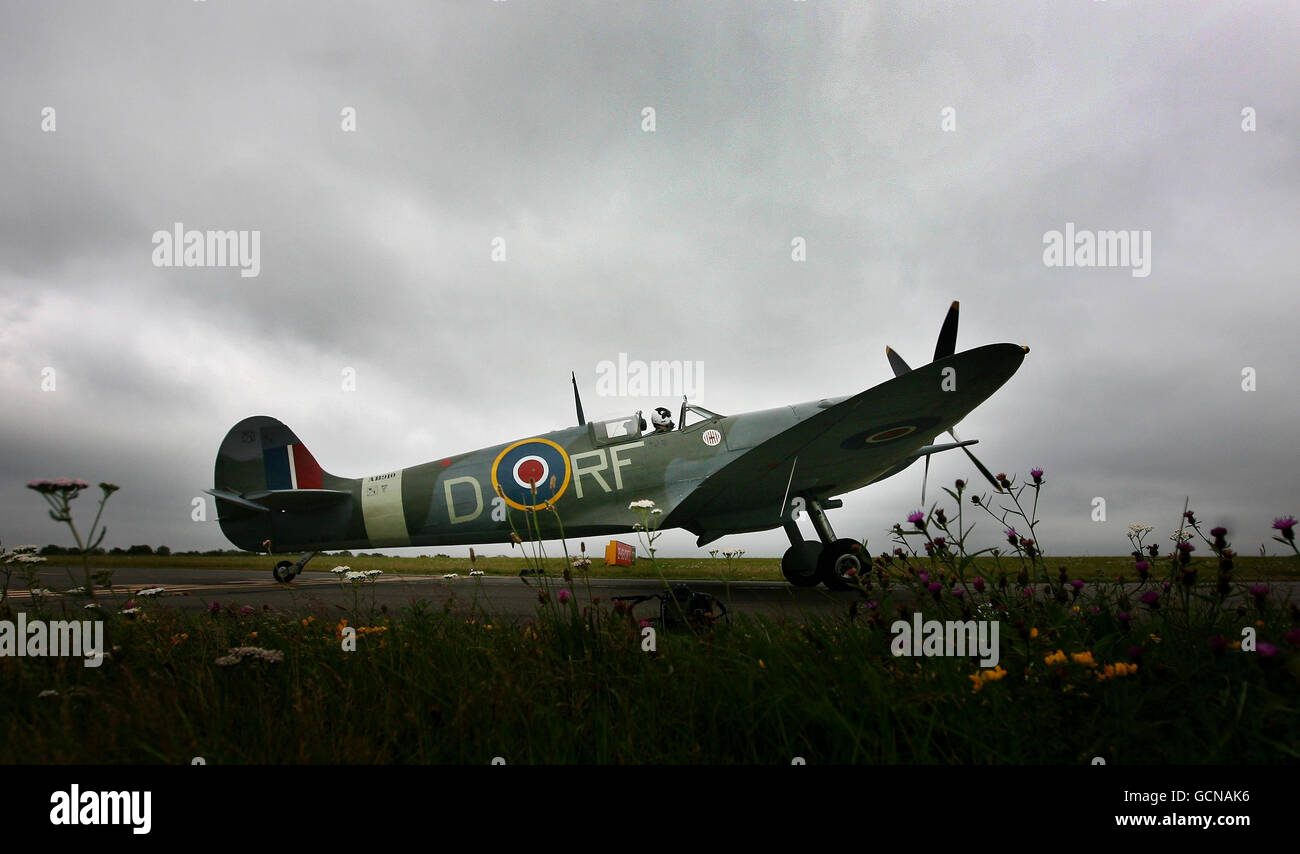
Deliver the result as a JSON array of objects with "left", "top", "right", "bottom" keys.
[{"left": 663, "top": 343, "right": 1026, "bottom": 542}]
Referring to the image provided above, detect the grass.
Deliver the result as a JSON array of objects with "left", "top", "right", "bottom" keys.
[{"left": 3, "top": 589, "right": 1296, "bottom": 764}]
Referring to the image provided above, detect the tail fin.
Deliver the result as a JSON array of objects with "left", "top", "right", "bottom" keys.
[{"left": 214, "top": 416, "right": 335, "bottom": 495}]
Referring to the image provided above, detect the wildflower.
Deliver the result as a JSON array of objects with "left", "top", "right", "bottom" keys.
[
  {"left": 469, "top": 569, "right": 485, "bottom": 576},
  {"left": 1176, "top": 541, "right": 1194, "bottom": 564},
  {"left": 1135, "top": 560, "right": 1149, "bottom": 581},
  {"left": 973, "top": 576, "right": 985, "bottom": 593},
  {"left": 1250, "top": 584, "right": 1269, "bottom": 605},
  {"left": 557, "top": 589, "right": 572, "bottom": 604},
  {"left": 1256, "top": 642, "right": 1278, "bottom": 659},
  {"left": 969, "top": 665, "right": 1007, "bottom": 692},
  {"left": 1030, "top": 467, "right": 1044, "bottom": 485},
  {"left": 330, "top": 566, "right": 348, "bottom": 574},
  {"left": 907, "top": 510, "right": 925, "bottom": 526},
  {"left": 629, "top": 499, "right": 657, "bottom": 509},
  {"left": 207, "top": 600, "right": 221, "bottom": 614},
  {"left": 1127, "top": 523, "right": 1154, "bottom": 537},
  {"left": 442, "top": 573, "right": 459, "bottom": 580},
  {"left": 1140, "top": 590, "right": 1160, "bottom": 609},
  {"left": 239, "top": 605, "right": 254, "bottom": 616},
  {"left": 1070, "top": 651, "right": 1097, "bottom": 668},
  {"left": 1273, "top": 516, "right": 1297, "bottom": 541},
  {"left": 954, "top": 479, "right": 965, "bottom": 491},
  {"left": 927, "top": 582, "right": 942, "bottom": 600},
  {"left": 1004, "top": 527, "right": 1017, "bottom": 545},
  {"left": 26, "top": 478, "right": 90, "bottom": 494},
  {"left": 758, "top": 659, "right": 766, "bottom": 669},
  {"left": 1043, "top": 650, "right": 1067, "bottom": 666},
  {"left": 1184, "top": 510, "right": 1196, "bottom": 525}
]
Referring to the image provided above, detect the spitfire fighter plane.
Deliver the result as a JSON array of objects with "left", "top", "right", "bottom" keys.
[{"left": 210, "top": 302, "right": 1026, "bottom": 590}]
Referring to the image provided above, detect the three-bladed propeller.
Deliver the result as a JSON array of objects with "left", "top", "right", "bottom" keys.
[{"left": 886, "top": 301, "right": 1003, "bottom": 498}]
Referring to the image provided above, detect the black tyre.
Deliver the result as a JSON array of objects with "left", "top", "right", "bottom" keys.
[
  {"left": 818, "top": 538, "right": 866, "bottom": 591},
  {"left": 781, "top": 541, "right": 823, "bottom": 587},
  {"left": 273, "top": 560, "right": 295, "bottom": 583}
]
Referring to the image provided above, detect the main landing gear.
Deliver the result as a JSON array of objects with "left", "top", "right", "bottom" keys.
[
  {"left": 271, "top": 551, "right": 318, "bottom": 583},
  {"left": 780, "top": 498, "right": 865, "bottom": 591}
]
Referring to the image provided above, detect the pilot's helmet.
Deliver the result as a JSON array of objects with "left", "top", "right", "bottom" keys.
[{"left": 651, "top": 407, "right": 674, "bottom": 430}]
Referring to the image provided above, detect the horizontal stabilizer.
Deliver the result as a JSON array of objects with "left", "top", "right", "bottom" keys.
[{"left": 207, "top": 488, "right": 351, "bottom": 514}]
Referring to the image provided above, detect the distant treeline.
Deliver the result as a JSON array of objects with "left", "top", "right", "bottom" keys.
[{"left": 36, "top": 545, "right": 257, "bottom": 557}]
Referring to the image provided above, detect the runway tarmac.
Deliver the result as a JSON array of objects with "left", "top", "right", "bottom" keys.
[{"left": 5, "top": 566, "right": 857, "bottom": 621}]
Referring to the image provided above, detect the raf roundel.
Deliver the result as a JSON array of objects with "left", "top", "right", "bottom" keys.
[{"left": 490, "top": 438, "right": 572, "bottom": 511}]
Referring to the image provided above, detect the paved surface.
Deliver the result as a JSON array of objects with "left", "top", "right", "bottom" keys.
[
  {"left": 8, "top": 567, "right": 1294, "bottom": 621},
  {"left": 5, "top": 566, "right": 858, "bottom": 621}
]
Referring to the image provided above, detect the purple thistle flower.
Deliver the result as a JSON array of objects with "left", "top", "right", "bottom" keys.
[
  {"left": 558, "top": 589, "right": 573, "bottom": 604},
  {"left": 973, "top": 576, "right": 985, "bottom": 593},
  {"left": 239, "top": 605, "right": 254, "bottom": 616},
  {"left": 1135, "top": 560, "right": 1150, "bottom": 581},
  {"left": 1029, "top": 468, "right": 1044, "bottom": 485},
  {"left": 1273, "top": 516, "right": 1297, "bottom": 541},
  {"left": 1257, "top": 642, "right": 1278, "bottom": 659},
  {"left": 907, "top": 510, "right": 925, "bottom": 526},
  {"left": 1070, "top": 579, "right": 1085, "bottom": 591},
  {"left": 1140, "top": 590, "right": 1160, "bottom": 608},
  {"left": 207, "top": 600, "right": 221, "bottom": 614}
]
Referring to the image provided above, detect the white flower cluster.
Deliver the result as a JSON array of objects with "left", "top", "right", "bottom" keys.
[
  {"left": 628, "top": 499, "right": 656, "bottom": 509},
  {"left": 1169, "top": 529, "right": 1193, "bottom": 543},
  {"left": 215, "top": 646, "right": 285, "bottom": 666},
  {"left": 442, "top": 573, "right": 459, "bottom": 580},
  {"left": 1127, "top": 523, "right": 1154, "bottom": 536},
  {"left": 721, "top": 549, "right": 746, "bottom": 558},
  {"left": 469, "top": 569, "right": 485, "bottom": 576},
  {"left": 2, "top": 544, "right": 45, "bottom": 565},
  {"left": 344, "top": 569, "right": 382, "bottom": 583}
]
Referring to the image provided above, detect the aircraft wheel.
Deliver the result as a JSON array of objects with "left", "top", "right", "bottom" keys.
[
  {"left": 818, "top": 539, "right": 866, "bottom": 591},
  {"left": 273, "top": 560, "right": 296, "bottom": 583},
  {"left": 781, "top": 541, "right": 823, "bottom": 587}
]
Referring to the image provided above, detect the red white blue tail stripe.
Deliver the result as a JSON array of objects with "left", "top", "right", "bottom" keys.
[{"left": 263, "top": 443, "right": 324, "bottom": 490}]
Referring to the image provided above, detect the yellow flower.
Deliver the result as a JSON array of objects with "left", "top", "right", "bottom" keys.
[
  {"left": 970, "top": 665, "right": 1008, "bottom": 692},
  {"left": 758, "top": 659, "right": 766, "bottom": 669},
  {"left": 1030, "top": 628, "right": 1039, "bottom": 639},
  {"left": 1070, "top": 651, "right": 1097, "bottom": 668},
  {"left": 1148, "top": 633, "right": 1162, "bottom": 643},
  {"left": 1044, "top": 649, "right": 1067, "bottom": 666},
  {"left": 1098, "top": 661, "right": 1139, "bottom": 681}
]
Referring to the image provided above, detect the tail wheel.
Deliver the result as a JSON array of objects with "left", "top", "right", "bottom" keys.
[
  {"left": 781, "top": 541, "right": 823, "bottom": 587},
  {"left": 818, "top": 538, "right": 865, "bottom": 591},
  {"left": 272, "top": 560, "right": 295, "bottom": 583}
]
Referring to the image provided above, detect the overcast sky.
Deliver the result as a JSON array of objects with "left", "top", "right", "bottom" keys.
[{"left": 1, "top": 0, "right": 1296, "bottom": 560}]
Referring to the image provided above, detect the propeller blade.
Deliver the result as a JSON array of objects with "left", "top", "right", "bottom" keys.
[
  {"left": 933, "top": 300, "right": 960, "bottom": 362},
  {"left": 886, "top": 346, "right": 912, "bottom": 377},
  {"left": 948, "top": 427, "right": 1002, "bottom": 493},
  {"left": 921, "top": 453, "right": 931, "bottom": 505}
]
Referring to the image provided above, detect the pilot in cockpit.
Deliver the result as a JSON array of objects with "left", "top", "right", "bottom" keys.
[{"left": 650, "top": 406, "right": 675, "bottom": 434}]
